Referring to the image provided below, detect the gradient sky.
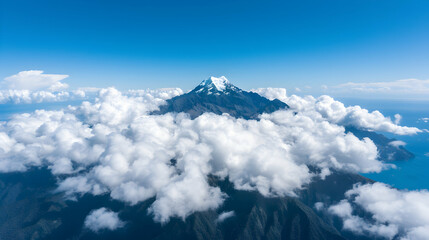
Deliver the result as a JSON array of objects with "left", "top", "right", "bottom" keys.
[{"left": 2, "top": 0, "right": 429, "bottom": 93}]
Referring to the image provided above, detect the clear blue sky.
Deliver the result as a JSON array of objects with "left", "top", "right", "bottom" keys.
[{"left": 2, "top": 0, "right": 429, "bottom": 92}]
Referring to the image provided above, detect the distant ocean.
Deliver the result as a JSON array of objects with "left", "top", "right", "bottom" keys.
[
  {"left": 339, "top": 98, "right": 429, "bottom": 191},
  {"left": 1, "top": 98, "right": 428, "bottom": 191}
]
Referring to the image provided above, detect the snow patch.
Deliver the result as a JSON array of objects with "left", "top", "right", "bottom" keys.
[{"left": 199, "top": 76, "right": 230, "bottom": 91}]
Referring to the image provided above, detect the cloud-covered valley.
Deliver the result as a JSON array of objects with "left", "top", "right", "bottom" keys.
[{"left": 0, "top": 85, "right": 420, "bottom": 225}]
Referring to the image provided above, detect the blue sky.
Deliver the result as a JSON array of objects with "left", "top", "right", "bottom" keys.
[{"left": 2, "top": 0, "right": 429, "bottom": 93}]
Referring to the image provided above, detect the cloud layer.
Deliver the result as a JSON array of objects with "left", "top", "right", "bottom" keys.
[
  {"left": 0, "top": 83, "right": 183, "bottom": 105},
  {"left": 254, "top": 88, "right": 421, "bottom": 135},
  {"left": 327, "top": 183, "right": 429, "bottom": 240},
  {"left": 0, "top": 86, "right": 416, "bottom": 224},
  {"left": 0, "top": 89, "right": 88, "bottom": 104}
]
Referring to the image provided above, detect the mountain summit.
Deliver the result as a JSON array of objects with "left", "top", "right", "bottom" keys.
[
  {"left": 155, "top": 76, "right": 289, "bottom": 119},
  {"left": 193, "top": 76, "right": 239, "bottom": 94}
]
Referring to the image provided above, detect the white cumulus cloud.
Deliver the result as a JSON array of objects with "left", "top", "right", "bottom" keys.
[
  {"left": 251, "top": 88, "right": 288, "bottom": 102},
  {"left": 255, "top": 89, "right": 421, "bottom": 135},
  {"left": 84, "top": 208, "right": 124, "bottom": 232},
  {"left": 327, "top": 183, "right": 429, "bottom": 240},
  {"left": 2, "top": 70, "right": 69, "bottom": 91}
]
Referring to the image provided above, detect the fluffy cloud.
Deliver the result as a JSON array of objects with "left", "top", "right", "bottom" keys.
[
  {"left": 84, "top": 208, "right": 124, "bottom": 232},
  {"left": 0, "top": 89, "right": 88, "bottom": 104},
  {"left": 2, "top": 70, "right": 69, "bottom": 91},
  {"left": 255, "top": 89, "right": 420, "bottom": 135},
  {"left": 327, "top": 183, "right": 429, "bottom": 240},
  {"left": 127, "top": 88, "right": 184, "bottom": 100},
  {"left": 310, "top": 96, "right": 420, "bottom": 135},
  {"left": 389, "top": 140, "right": 406, "bottom": 148},
  {"left": 251, "top": 88, "right": 288, "bottom": 102}
]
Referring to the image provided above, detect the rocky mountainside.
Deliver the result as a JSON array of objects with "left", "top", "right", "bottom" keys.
[{"left": 0, "top": 169, "right": 347, "bottom": 240}]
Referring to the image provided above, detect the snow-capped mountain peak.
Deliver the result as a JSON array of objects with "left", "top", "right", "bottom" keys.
[
  {"left": 194, "top": 76, "right": 239, "bottom": 94},
  {"left": 199, "top": 76, "right": 229, "bottom": 91}
]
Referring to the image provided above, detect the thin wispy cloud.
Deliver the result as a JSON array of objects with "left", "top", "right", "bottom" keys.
[
  {"left": 419, "top": 118, "right": 429, "bottom": 123},
  {"left": 326, "top": 79, "right": 429, "bottom": 99},
  {"left": 216, "top": 211, "right": 235, "bottom": 223}
]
